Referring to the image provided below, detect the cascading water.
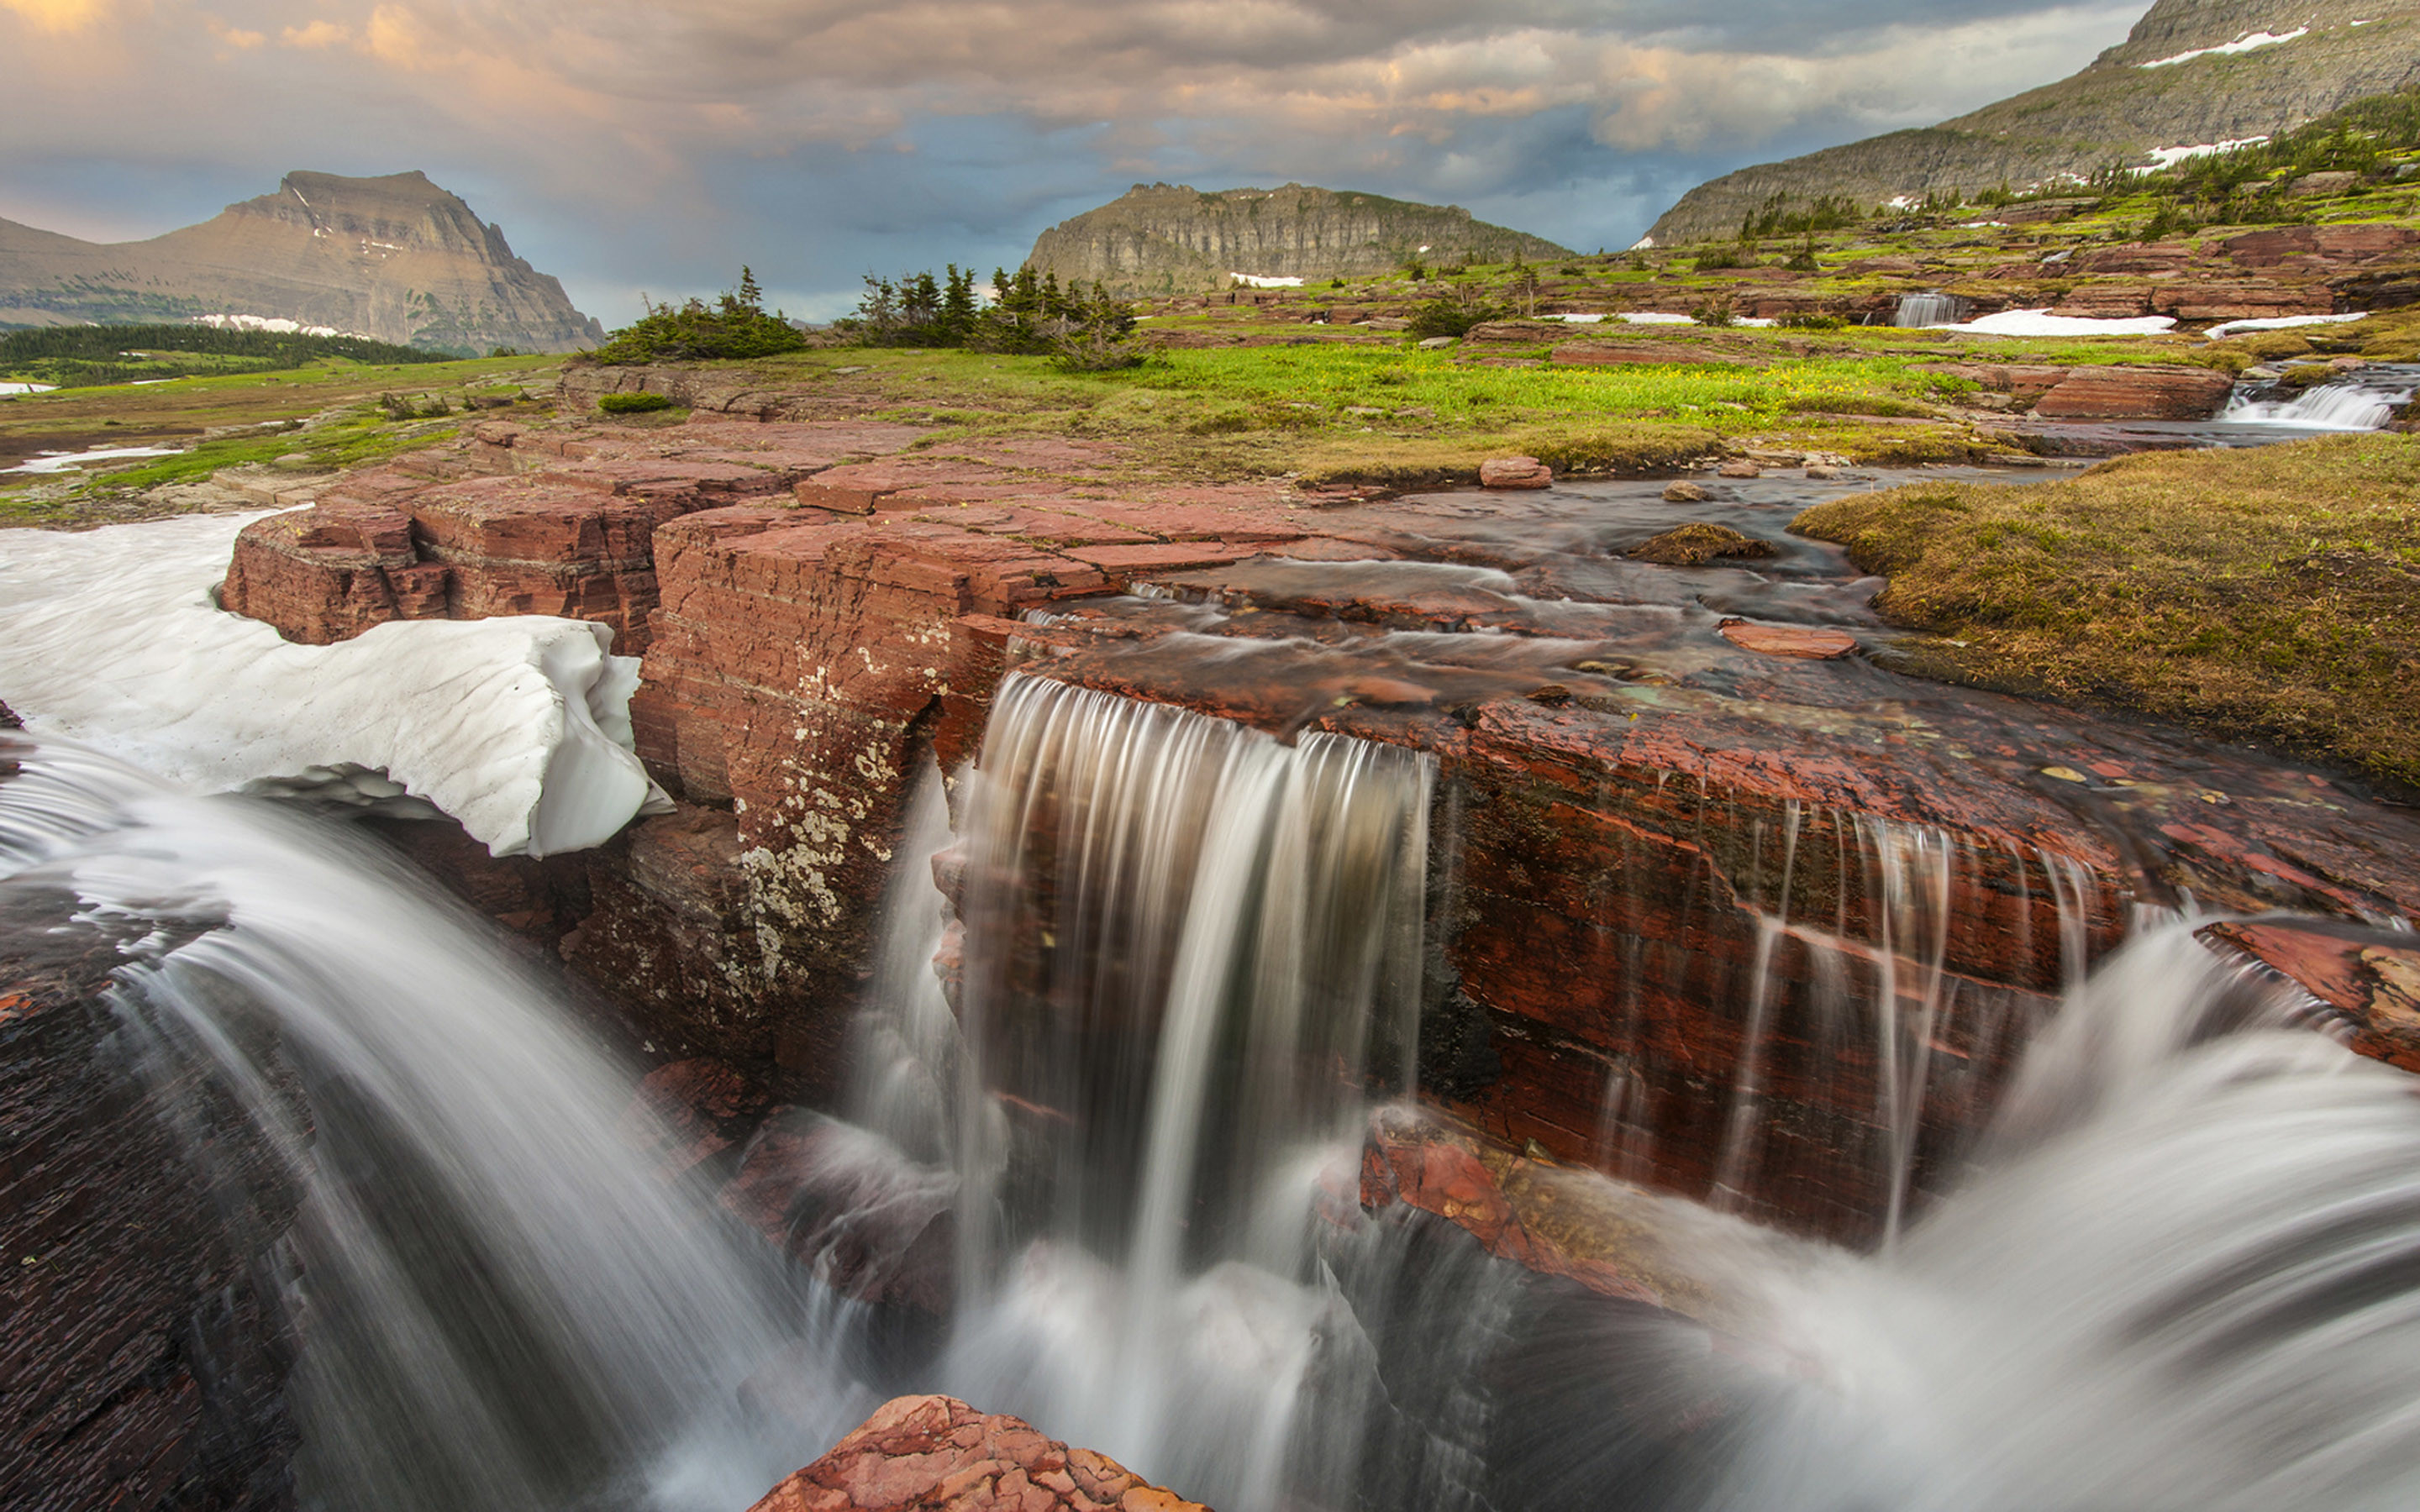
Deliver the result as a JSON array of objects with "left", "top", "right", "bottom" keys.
[
  {"left": 17, "top": 654, "right": 2420, "bottom": 1512},
  {"left": 1893, "top": 292, "right": 1965, "bottom": 328},
  {"left": 2217, "top": 364, "right": 2420, "bottom": 430},
  {"left": 930, "top": 675, "right": 1435, "bottom": 1509},
  {"left": 0, "top": 738, "right": 863, "bottom": 1512}
]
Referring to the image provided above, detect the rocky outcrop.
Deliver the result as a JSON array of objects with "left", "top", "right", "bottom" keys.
[
  {"left": 1478, "top": 456, "right": 1554, "bottom": 489},
  {"left": 0, "top": 890, "right": 300, "bottom": 1512},
  {"left": 2202, "top": 918, "right": 2420, "bottom": 1070},
  {"left": 1647, "top": 2, "right": 2420, "bottom": 245},
  {"left": 0, "top": 171, "right": 604, "bottom": 353},
  {"left": 221, "top": 420, "right": 899, "bottom": 652},
  {"left": 1028, "top": 182, "right": 1569, "bottom": 296},
  {"left": 2031, "top": 364, "right": 2238, "bottom": 419},
  {"left": 746, "top": 1394, "right": 1208, "bottom": 1512}
]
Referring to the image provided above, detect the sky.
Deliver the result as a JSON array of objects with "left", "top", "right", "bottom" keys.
[{"left": 0, "top": 0, "right": 2147, "bottom": 325}]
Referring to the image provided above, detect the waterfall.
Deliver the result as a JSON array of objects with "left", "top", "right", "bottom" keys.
[
  {"left": 2218, "top": 365, "right": 2420, "bottom": 430},
  {"left": 1893, "top": 292, "right": 1965, "bottom": 328},
  {"left": 1677, "top": 926, "right": 2420, "bottom": 1512},
  {"left": 0, "top": 738, "right": 863, "bottom": 1512},
  {"left": 928, "top": 675, "right": 1435, "bottom": 1510}
]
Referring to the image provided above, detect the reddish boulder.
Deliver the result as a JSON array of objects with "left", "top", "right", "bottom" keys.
[
  {"left": 2030, "top": 365, "right": 2237, "bottom": 420},
  {"left": 746, "top": 1394, "right": 1207, "bottom": 1512},
  {"left": 1718, "top": 619, "right": 1855, "bottom": 658},
  {"left": 617, "top": 1058, "right": 775, "bottom": 1180},
  {"left": 1356, "top": 1106, "right": 1665, "bottom": 1307},
  {"left": 1479, "top": 456, "right": 1554, "bottom": 490}
]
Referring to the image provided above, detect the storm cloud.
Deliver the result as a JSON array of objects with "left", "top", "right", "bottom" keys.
[{"left": 0, "top": 0, "right": 2143, "bottom": 321}]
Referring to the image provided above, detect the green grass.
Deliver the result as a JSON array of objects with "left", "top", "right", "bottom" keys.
[
  {"left": 0, "top": 354, "right": 561, "bottom": 526},
  {"left": 1792, "top": 434, "right": 2420, "bottom": 791}
]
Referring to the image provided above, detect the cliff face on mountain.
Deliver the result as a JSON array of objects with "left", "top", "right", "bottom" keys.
[
  {"left": 1646, "top": 0, "right": 2420, "bottom": 245},
  {"left": 1028, "top": 183, "right": 1570, "bottom": 295},
  {"left": 0, "top": 171, "right": 603, "bottom": 354}
]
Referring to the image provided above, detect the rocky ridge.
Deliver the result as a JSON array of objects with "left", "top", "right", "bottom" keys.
[
  {"left": 1648, "top": 0, "right": 2420, "bottom": 245},
  {"left": 1028, "top": 182, "right": 1571, "bottom": 296},
  {"left": 0, "top": 171, "right": 603, "bottom": 354}
]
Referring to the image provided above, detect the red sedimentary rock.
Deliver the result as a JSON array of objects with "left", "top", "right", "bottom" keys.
[
  {"left": 1717, "top": 619, "right": 1856, "bottom": 658},
  {"left": 745, "top": 1394, "right": 1207, "bottom": 1512},
  {"left": 0, "top": 909, "right": 298, "bottom": 1511},
  {"left": 2030, "top": 365, "right": 2238, "bottom": 420},
  {"left": 2201, "top": 920, "right": 2420, "bottom": 1073},
  {"left": 1478, "top": 456, "right": 1554, "bottom": 489}
]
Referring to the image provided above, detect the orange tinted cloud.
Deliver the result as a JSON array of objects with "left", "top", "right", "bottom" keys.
[{"left": 1, "top": 0, "right": 115, "bottom": 32}]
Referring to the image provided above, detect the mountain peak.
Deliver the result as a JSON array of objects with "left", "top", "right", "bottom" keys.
[{"left": 0, "top": 170, "right": 602, "bottom": 353}]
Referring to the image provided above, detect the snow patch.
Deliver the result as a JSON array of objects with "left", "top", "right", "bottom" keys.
[
  {"left": 1231, "top": 273, "right": 1305, "bottom": 288},
  {"left": 1948, "top": 309, "right": 2179, "bottom": 336},
  {"left": 0, "top": 381, "right": 55, "bottom": 395},
  {"left": 0, "top": 512, "right": 670, "bottom": 857},
  {"left": 1628, "top": 236, "right": 1655, "bottom": 251},
  {"left": 2205, "top": 312, "right": 2370, "bottom": 339},
  {"left": 2137, "top": 138, "right": 2270, "bottom": 172},
  {"left": 192, "top": 312, "right": 369, "bottom": 339},
  {"left": 5, "top": 444, "right": 181, "bottom": 475},
  {"left": 2138, "top": 27, "right": 2307, "bottom": 68}
]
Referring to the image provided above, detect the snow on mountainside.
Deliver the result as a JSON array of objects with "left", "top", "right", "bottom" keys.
[{"left": 1645, "top": 0, "right": 2420, "bottom": 246}]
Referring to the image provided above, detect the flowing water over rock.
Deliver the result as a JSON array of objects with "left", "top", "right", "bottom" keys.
[
  {"left": 0, "top": 740, "right": 860, "bottom": 1512},
  {"left": 2217, "top": 363, "right": 2420, "bottom": 430},
  {"left": 10, "top": 459, "right": 2420, "bottom": 1509}
]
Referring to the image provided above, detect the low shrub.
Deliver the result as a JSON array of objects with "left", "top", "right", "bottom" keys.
[{"left": 598, "top": 391, "right": 677, "bottom": 414}]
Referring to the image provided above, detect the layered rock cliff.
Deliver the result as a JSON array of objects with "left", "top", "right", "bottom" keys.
[
  {"left": 1646, "top": 0, "right": 2420, "bottom": 245},
  {"left": 0, "top": 171, "right": 603, "bottom": 354},
  {"left": 1028, "top": 183, "right": 1570, "bottom": 295}
]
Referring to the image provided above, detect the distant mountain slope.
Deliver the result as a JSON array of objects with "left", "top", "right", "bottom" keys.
[
  {"left": 1646, "top": 0, "right": 2420, "bottom": 246},
  {"left": 0, "top": 171, "right": 603, "bottom": 354},
  {"left": 1028, "top": 183, "right": 1571, "bottom": 295}
]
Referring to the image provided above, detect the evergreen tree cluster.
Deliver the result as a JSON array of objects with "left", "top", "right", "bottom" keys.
[
  {"left": 0, "top": 323, "right": 447, "bottom": 387},
  {"left": 839, "top": 265, "right": 1136, "bottom": 359},
  {"left": 590, "top": 267, "right": 809, "bottom": 365}
]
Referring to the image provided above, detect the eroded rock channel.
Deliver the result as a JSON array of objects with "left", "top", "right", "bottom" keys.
[{"left": 7, "top": 375, "right": 2420, "bottom": 1511}]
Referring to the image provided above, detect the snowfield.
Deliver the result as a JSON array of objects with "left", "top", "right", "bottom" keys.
[{"left": 0, "top": 512, "right": 669, "bottom": 857}]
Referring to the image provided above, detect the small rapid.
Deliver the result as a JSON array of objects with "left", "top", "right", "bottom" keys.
[{"left": 2217, "top": 365, "right": 2420, "bottom": 430}]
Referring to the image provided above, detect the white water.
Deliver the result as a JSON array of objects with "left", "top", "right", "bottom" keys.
[
  {"left": 1894, "top": 293, "right": 1965, "bottom": 328},
  {"left": 2218, "top": 368, "right": 2419, "bottom": 430},
  {"left": 1672, "top": 926, "right": 2420, "bottom": 1512},
  {"left": 0, "top": 738, "right": 863, "bottom": 1512},
  {"left": 15, "top": 666, "right": 2420, "bottom": 1511},
  {"left": 826, "top": 675, "right": 1438, "bottom": 1509}
]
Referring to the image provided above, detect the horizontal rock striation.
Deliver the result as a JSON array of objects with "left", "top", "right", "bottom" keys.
[
  {"left": 1647, "top": 1, "right": 2420, "bottom": 246},
  {"left": 215, "top": 367, "right": 2420, "bottom": 1247},
  {"left": 0, "top": 888, "right": 300, "bottom": 1512},
  {"left": 1028, "top": 182, "right": 1570, "bottom": 296},
  {"left": 0, "top": 171, "right": 603, "bottom": 353}
]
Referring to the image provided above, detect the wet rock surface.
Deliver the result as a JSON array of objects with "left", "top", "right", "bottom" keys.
[
  {"left": 0, "top": 886, "right": 300, "bottom": 1512},
  {"left": 745, "top": 1394, "right": 1208, "bottom": 1512},
  {"left": 211, "top": 386, "right": 2420, "bottom": 1244}
]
